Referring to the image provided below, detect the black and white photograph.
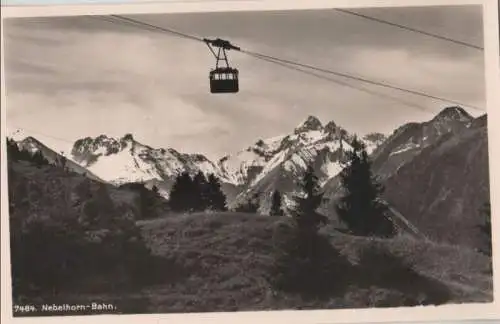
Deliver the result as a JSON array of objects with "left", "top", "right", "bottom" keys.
[{"left": 1, "top": 0, "right": 499, "bottom": 322}]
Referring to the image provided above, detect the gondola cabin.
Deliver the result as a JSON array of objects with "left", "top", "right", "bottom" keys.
[
  {"left": 204, "top": 38, "right": 241, "bottom": 94},
  {"left": 209, "top": 67, "right": 239, "bottom": 93}
]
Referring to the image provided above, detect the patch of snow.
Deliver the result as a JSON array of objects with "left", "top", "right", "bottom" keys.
[
  {"left": 262, "top": 134, "right": 287, "bottom": 151},
  {"left": 282, "top": 193, "right": 297, "bottom": 209},
  {"left": 220, "top": 149, "right": 267, "bottom": 185},
  {"left": 389, "top": 143, "right": 419, "bottom": 156},
  {"left": 322, "top": 160, "right": 343, "bottom": 180},
  {"left": 301, "top": 130, "right": 323, "bottom": 144},
  {"left": 94, "top": 146, "right": 108, "bottom": 156},
  {"left": 87, "top": 147, "right": 161, "bottom": 185},
  {"left": 251, "top": 149, "right": 289, "bottom": 185},
  {"left": 283, "top": 149, "right": 310, "bottom": 174},
  {"left": 193, "top": 159, "right": 226, "bottom": 179}
]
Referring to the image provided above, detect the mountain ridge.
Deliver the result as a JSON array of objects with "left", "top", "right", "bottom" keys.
[{"left": 7, "top": 106, "right": 483, "bottom": 221}]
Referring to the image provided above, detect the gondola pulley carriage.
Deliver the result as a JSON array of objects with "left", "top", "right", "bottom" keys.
[{"left": 204, "top": 38, "right": 240, "bottom": 94}]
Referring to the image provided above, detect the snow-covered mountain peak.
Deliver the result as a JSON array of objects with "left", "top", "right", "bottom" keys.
[
  {"left": 121, "top": 133, "right": 135, "bottom": 142},
  {"left": 432, "top": 106, "right": 473, "bottom": 124},
  {"left": 217, "top": 115, "right": 379, "bottom": 188},
  {"left": 67, "top": 133, "right": 227, "bottom": 186},
  {"left": 7, "top": 127, "right": 73, "bottom": 156},
  {"left": 323, "top": 120, "right": 339, "bottom": 134},
  {"left": 294, "top": 115, "right": 323, "bottom": 134},
  {"left": 72, "top": 135, "right": 126, "bottom": 165}
]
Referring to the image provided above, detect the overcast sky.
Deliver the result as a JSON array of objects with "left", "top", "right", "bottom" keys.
[{"left": 4, "top": 5, "right": 486, "bottom": 160}]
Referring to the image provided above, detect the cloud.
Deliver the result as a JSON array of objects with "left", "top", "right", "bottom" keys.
[{"left": 3, "top": 6, "right": 486, "bottom": 159}]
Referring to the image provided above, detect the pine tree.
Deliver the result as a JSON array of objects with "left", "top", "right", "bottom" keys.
[
  {"left": 32, "top": 151, "right": 49, "bottom": 167},
  {"left": 290, "top": 165, "right": 328, "bottom": 232},
  {"left": 168, "top": 172, "right": 195, "bottom": 212},
  {"left": 270, "top": 190, "right": 284, "bottom": 216},
  {"left": 205, "top": 174, "right": 227, "bottom": 211},
  {"left": 74, "top": 179, "right": 93, "bottom": 210},
  {"left": 271, "top": 164, "right": 339, "bottom": 295},
  {"left": 82, "top": 183, "right": 115, "bottom": 229},
  {"left": 192, "top": 171, "right": 209, "bottom": 211},
  {"left": 6, "top": 138, "right": 21, "bottom": 161},
  {"left": 335, "top": 137, "right": 395, "bottom": 238},
  {"left": 478, "top": 202, "right": 492, "bottom": 256},
  {"left": 137, "top": 184, "right": 164, "bottom": 219}
]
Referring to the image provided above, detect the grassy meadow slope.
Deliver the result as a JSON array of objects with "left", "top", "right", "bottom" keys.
[
  {"left": 21, "top": 211, "right": 492, "bottom": 315},
  {"left": 7, "top": 154, "right": 493, "bottom": 315},
  {"left": 131, "top": 213, "right": 492, "bottom": 313}
]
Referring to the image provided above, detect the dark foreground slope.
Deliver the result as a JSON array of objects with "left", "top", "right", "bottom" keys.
[
  {"left": 133, "top": 213, "right": 492, "bottom": 313},
  {"left": 7, "top": 159, "right": 165, "bottom": 315},
  {"left": 15, "top": 212, "right": 492, "bottom": 315},
  {"left": 7, "top": 159, "right": 492, "bottom": 316}
]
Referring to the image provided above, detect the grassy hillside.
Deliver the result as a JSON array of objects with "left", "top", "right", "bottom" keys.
[
  {"left": 7, "top": 159, "right": 166, "bottom": 312},
  {"left": 7, "top": 156, "right": 492, "bottom": 316},
  {"left": 20, "top": 211, "right": 491, "bottom": 315},
  {"left": 133, "top": 213, "right": 492, "bottom": 312}
]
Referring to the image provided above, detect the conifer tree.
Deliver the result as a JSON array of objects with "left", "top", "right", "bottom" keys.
[
  {"left": 271, "top": 164, "right": 334, "bottom": 294},
  {"left": 32, "top": 151, "right": 49, "bottom": 166},
  {"left": 205, "top": 174, "right": 227, "bottom": 211},
  {"left": 192, "top": 171, "right": 209, "bottom": 211},
  {"left": 290, "top": 165, "right": 328, "bottom": 232},
  {"left": 335, "top": 137, "right": 395, "bottom": 238},
  {"left": 137, "top": 184, "right": 164, "bottom": 219},
  {"left": 82, "top": 183, "right": 115, "bottom": 228},
  {"left": 60, "top": 153, "right": 68, "bottom": 170},
  {"left": 74, "top": 179, "right": 93, "bottom": 208},
  {"left": 6, "top": 138, "right": 21, "bottom": 161},
  {"left": 270, "top": 189, "right": 284, "bottom": 216},
  {"left": 168, "top": 172, "right": 195, "bottom": 212}
]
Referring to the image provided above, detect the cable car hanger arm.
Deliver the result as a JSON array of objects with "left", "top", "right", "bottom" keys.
[{"left": 203, "top": 38, "right": 241, "bottom": 51}]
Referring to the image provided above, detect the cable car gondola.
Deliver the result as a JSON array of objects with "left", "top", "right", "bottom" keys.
[{"left": 204, "top": 38, "right": 240, "bottom": 94}]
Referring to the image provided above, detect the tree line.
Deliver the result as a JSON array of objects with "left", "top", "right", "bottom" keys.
[
  {"left": 168, "top": 171, "right": 228, "bottom": 213},
  {"left": 7, "top": 137, "right": 70, "bottom": 170},
  {"left": 6, "top": 138, "right": 50, "bottom": 166},
  {"left": 167, "top": 170, "right": 287, "bottom": 217}
]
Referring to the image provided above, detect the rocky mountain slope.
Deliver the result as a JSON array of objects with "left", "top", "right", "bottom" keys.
[
  {"left": 8, "top": 107, "right": 488, "bottom": 247},
  {"left": 321, "top": 106, "right": 475, "bottom": 207},
  {"left": 381, "top": 114, "right": 489, "bottom": 249},
  {"left": 8, "top": 115, "right": 383, "bottom": 207},
  {"left": 69, "top": 133, "right": 233, "bottom": 198},
  {"left": 370, "top": 106, "right": 473, "bottom": 179},
  {"left": 223, "top": 116, "right": 386, "bottom": 213},
  {"left": 321, "top": 108, "right": 489, "bottom": 250},
  {"left": 7, "top": 133, "right": 104, "bottom": 182}
]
